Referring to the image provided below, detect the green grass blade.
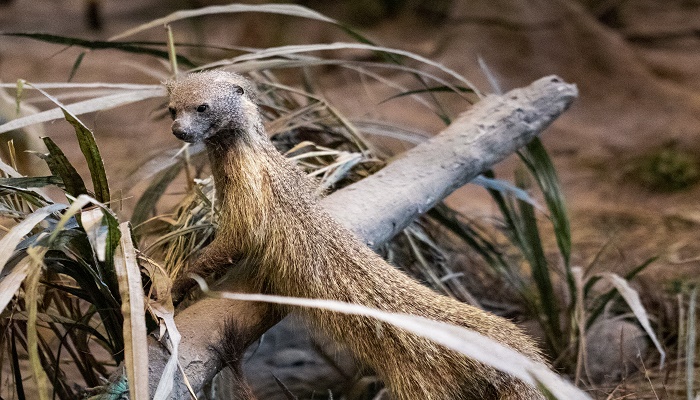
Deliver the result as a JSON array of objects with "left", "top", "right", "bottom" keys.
[
  {"left": 514, "top": 170, "right": 563, "bottom": 351},
  {"left": 380, "top": 85, "right": 476, "bottom": 103},
  {"left": 68, "top": 52, "right": 86, "bottom": 82},
  {"left": 482, "top": 170, "right": 520, "bottom": 238},
  {"left": 40, "top": 137, "right": 88, "bottom": 198},
  {"left": 427, "top": 203, "right": 524, "bottom": 290},
  {"left": 29, "top": 84, "right": 111, "bottom": 204},
  {"left": 10, "top": 327, "right": 27, "bottom": 400},
  {"left": 43, "top": 252, "right": 123, "bottom": 357},
  {"left": 131, "top": 162, "right": 183, "bottom": 230},
  {"left": 1, "top": 33, "right": 196, "bottom": 68},
  {"left": 0, "top": 176, "right": 63, "bottom": 190},
  {"left": 518, "top": 138, "right": 571, "bottom": 267},
  {"left": 101, "top": 205, "right": 124, "bottom": 297},
  {"left": 481, "top": 167, "right": 563, "bottom": 352},
  {"left": 60, "top": 110, "right": 110, "bottom": 204}
]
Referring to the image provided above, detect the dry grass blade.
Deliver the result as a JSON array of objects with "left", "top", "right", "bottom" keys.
[
  {"left": 109, "top": 3, "right": 336, "bottom": 41},
  {"left": 0, "top": 257, "right": 32, "bottom": 312},
  {"left": 114, "top": 222, "right": 149, "bottom": 400},
  {"left": 149, "top": 302, "right": 186, "bottom": 400},
  {"left": 572, "top": 267, "right": 587, "bottom": 385},
  {"left": 25, "top": 244, "right": 50, "bottom": 400},
  {"left": 0, "top": 83, "right": 162, "bottom": 90},
  {"left": 195, "top": 277, "right": 590, "bottom": 400},
  {"left": 687, "top": 287, "right": 697, "bottom": 400},
  {"left": 82, "top": 207, "right": 108, "bottom": 261},
  {"left": 0, "top": 88, "right": 165, "bottom": 135},
  {"left": 204, "top": 42, "right": 477, "bottom": 93},
  {"left": 600, "top": 272, "right": 666, "bottom": 367},
  {"left": 0, "top": 158, "right": 22, "bottom": 178},
  {"left": 217, "top": 57, "right": 462, "bottom": 112},
  {"left": 0, "top": 203, "right": 65, "bottom": 276},
  {"left": 48, "top": 195, "right": 99, "bottom": 242}
]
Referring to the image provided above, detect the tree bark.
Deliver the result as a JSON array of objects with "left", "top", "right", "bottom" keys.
[{"left": 146, "top": 75, "right": 578, "bottom": 398}]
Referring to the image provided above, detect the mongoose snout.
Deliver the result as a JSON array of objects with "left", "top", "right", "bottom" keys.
[
  {"left": 169, "top": 108, "right": 217, "bottom": 143},
  {"left": 171, "top": 120, "right": 197, "bottom": 143}
]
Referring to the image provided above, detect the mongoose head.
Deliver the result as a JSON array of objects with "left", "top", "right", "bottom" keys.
[{"left": 166, "top": 71, "right": 260, "bottom": 143}]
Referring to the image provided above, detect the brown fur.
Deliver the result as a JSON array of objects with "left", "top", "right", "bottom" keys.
[{"left": 167, "top": 71, "right": 547, "bottom": 400}]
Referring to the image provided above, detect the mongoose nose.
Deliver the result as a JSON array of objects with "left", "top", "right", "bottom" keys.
[{"left": 171, "top": 121, "right": 193, "bottom": 142}]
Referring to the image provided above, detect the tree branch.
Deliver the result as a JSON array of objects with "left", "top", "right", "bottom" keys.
[{"left": 146, "top": 75, "right": 578, "bottom": 398}]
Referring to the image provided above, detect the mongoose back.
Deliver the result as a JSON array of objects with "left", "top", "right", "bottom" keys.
[{"left": 167, "top": 70, "right": 547, "bottom": 400}]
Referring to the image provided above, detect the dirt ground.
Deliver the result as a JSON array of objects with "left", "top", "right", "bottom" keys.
[{"left": 1, "top": 0, "right": 700, "bottom": 397}]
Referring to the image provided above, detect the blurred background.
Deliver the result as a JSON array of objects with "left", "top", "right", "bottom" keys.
[
  {"left": 1, "top": 0, "right": 700, "bottom": 398},
  {"left": 3, "top": 0, "right": 699, "bottom": 292}
]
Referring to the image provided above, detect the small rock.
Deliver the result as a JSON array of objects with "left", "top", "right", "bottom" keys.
[{"left": 585, "top": 318, "right": 649, "bottom": 384}]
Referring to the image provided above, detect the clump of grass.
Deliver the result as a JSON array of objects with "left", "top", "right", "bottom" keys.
[{"left": 631, "top": 143, "right": 700, "bottom": 192}]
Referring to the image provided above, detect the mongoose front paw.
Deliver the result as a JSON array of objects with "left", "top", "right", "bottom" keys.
[{"left": 171, "top": 275, "right": 197, "bottom": 305}]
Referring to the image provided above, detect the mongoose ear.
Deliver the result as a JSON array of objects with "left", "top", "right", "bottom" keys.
[
  {"left": 233, "top": 85, "right": 244, "bottom": 96},
  {"left": 164, "top": 80, "right": 176, "bottom": 95}
]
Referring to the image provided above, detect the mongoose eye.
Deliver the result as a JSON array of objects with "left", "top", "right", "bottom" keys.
[
  {"left": 196, "top": 104, "right": 209, "bottom": 113},
  {"left": 233, "top": 85, "right": 244, "bottom": 95},
  {"left": 168, "top": 107, "right": 176, "bottom": 119}
]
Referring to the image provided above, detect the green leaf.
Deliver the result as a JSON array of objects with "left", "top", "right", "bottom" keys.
[
  {"left": 514, "top": 170, "right": 562, "bottom": 351},
  {"left": 1, "top": 33, "right": 196, "bottom": 68},
  {"left": 427, "top": 203, "right": 524, "bottom": 291},
  {"left": 132, "top": 162, "right": 183, "bottom": 230},
  {"left": 10, "top": 327, "right": 26, "bottom": 400},
  {"left": 40, "top": 137, "right": 88, "bottom": 198},
  {"left": 0, "top": 176, "right": 64, "bottom": 189},
  {"left": 100, "top": 206, "right": 123, "bottom": 297},
  {"left": 518, "top": 138, "right": 571, "bottom": 268},
  {"left": 61, "top": 110, "right": 110, "bottom": 204},
  {"left": 68, "top": 51, "right": 86, "bottom": 82},
  {"left": 381, "top": 85, "right": 476, "bottom": 103},
  {"left": 43, "top": 250, "right": 123, "bottom": 358},
  {"left": 27, "top": 84, "right": 111, "bottom": 204}
]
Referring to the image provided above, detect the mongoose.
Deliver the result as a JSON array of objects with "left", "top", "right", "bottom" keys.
[{"left": 166, "top": 70, "right": 547, "bottom": 400}]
